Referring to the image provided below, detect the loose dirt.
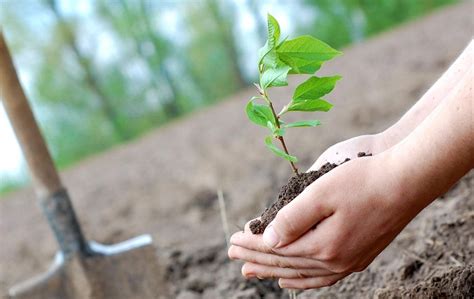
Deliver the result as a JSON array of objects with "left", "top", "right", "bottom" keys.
[
  {"left": 0, "top": 2, "right": 472, "bottom": 298},
  {"left": 250, "top": 152, "right": 370, "bottom": 234}
]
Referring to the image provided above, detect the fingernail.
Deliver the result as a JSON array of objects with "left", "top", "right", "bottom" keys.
[
  {"left": 263, "top": 225, "right": 280, "bottom": 248},
  {"left": 279, "top": 280, "right": 288, "bottom": 288}
]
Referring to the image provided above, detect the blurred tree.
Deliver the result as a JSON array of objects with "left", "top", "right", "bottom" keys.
[
  {"left": 97, "top": 0, "right": 183, "bottom": 120},
  {"left": 357, "top": 0, "right": 458, "bottom": 36},
  {"left": 205, "top": 0, "right": 247, "bottom": 88},
  {"left": 303, "top": 0, "right": 362, "bottom": 48},
  {"left": 181, "top": 0, "right": 245, "bottom": 103},
  {"left": 303, "top": 0, "right": 459, "bottom": 48},
  {"left": 137, "top": 0, "right": 183, "bottom": 118},
  {"left": 45, "top": 0, "right": 131, "bottom": 141}
]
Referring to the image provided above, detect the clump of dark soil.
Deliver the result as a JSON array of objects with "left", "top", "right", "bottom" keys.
[{"left": 250, "top": 152, "right": 371, "bottom": 234}]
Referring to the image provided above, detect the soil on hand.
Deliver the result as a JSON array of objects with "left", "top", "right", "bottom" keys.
[{"left": 250, "top": 152, "right": 370, "bottom": 234}]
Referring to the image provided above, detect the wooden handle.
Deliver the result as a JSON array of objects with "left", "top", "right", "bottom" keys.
[{"left": 0, "top": 31, "right": 62, "bottom": 198}]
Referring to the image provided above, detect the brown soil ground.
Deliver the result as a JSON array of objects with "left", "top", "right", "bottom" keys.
[{"left": 1, "top": 2, "right": 473, "bottom": 298}]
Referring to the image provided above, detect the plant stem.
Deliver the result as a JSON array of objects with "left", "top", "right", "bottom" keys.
[
  {"left": 278, "top": 135, "right": 298, "bottom": 174},
  {"left": 264, "top": 92, "right": 299, "bottom": 175}
]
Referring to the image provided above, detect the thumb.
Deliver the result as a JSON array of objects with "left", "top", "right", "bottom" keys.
[{"left": 262, "top": 182, "right": 334, "bottom": 248}]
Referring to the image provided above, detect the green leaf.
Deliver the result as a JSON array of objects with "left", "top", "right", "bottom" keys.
[
  {"left": 286, "top": 59, "right": 322, "bottom": 74},
  {"left": 258, "top": 41, "right": 277, "bottom": 68},
  {"left": 293, "top": 76, "right": 341, "bottom": 102},
  {"left": 264, "top": 136, "right": 298, "bottom": 162},
  {"left": 283, "top": 120, "right": 321, "bottom": 128},
  {"left": 277, "top": 35, "right": 341, "bottom": 74},
  {"left": 246, "top": 99, "right": 276, "bottom": 127},
  {"left": 277, "top": 35, "right": 342, "bottom": 62},
  {"left": 266, "top": 121, "right": 286, "bottom": 137},
  {"left": 258, "top": 14, "right": 282, "bottom": 68},
  {"left": 277, "top": 35, "right": 288, "bottom": 48},
  {"left": 266, "top": 14, "right": 280, "bottom": 48},
  {"left": 260, "top": 65, "right": 291, "bottom": 88},
  {"left": 287, "top": 98, "right": 333, "bottom": 112}
]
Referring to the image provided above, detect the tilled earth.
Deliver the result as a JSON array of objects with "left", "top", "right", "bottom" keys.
[
  {"left": 164, "top": 173, "right": 473, "bottom": 298},
  {"left": 1, "top": 2, "right": 473, "bottom": 298}
]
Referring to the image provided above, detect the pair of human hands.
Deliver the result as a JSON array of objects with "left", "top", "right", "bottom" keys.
[
  {"left": 228, "top": 40, "right": 473, "bottom": 289},
  {"left": 228, "top": 134, "right": 417, "bottom": 289}
]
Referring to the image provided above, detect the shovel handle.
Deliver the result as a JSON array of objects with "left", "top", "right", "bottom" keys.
[
  {"left": 0, "top": 31, "right": 91, "bottom": 257},
  {"left": 0, "top": 31, "right": 62, "bottom": 198}
]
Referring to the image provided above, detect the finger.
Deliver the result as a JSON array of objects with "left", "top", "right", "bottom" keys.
[
  {"left": 241, "top": 262, "right": 336, "bottom": 279},
  {"left": 279, "top": 273, "right": 349, "bottom": 289},
  {"left": 263, "top": 177, "right": 335, "bottom": 248},
  {"left": 232, "top": 205, "right": 339, "bottom": 258},
  {"left": 230, "top": 230, "right": 275, "bottom": 254},
  {"left": 228, "top": 245, "right": 328, "bottom": 269}
]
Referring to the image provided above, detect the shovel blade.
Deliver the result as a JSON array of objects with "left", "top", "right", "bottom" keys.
[
  {"left": 8, "top": 235, "right": 168, "bottom": 299},
  {"left": 8, "top": 253, "right": 92, "bottom": 299}
]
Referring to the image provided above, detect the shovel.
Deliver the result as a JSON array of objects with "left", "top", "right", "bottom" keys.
[{"left": 0, "top": 31, "right": 168, "bottom": 299}]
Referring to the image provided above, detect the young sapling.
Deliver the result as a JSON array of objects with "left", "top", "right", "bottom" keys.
[
  {"left": 246, "top": 14, "right": 342, "bottom": 175},
  {"left": 245, "top": 14, "right": 350, "bottom": 234}
]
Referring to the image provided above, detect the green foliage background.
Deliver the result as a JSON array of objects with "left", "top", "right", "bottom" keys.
[{"left": 0, "top": 0, "right": 458, "bottom": 195}]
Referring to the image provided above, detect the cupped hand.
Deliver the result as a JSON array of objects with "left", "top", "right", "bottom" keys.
[{"left": 229, "top": 152, "right": 422, "bottom": 289}]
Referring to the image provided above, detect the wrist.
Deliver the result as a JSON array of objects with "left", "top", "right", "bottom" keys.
[
  {"left": 378, "top": 125, "right": 404, "bottom": 150},
  {"left": 371, "top": 130, "right": 398, "bottom": 154},
  {"left": 380, "top": 146, "right": 436, "bottom": 215}
]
